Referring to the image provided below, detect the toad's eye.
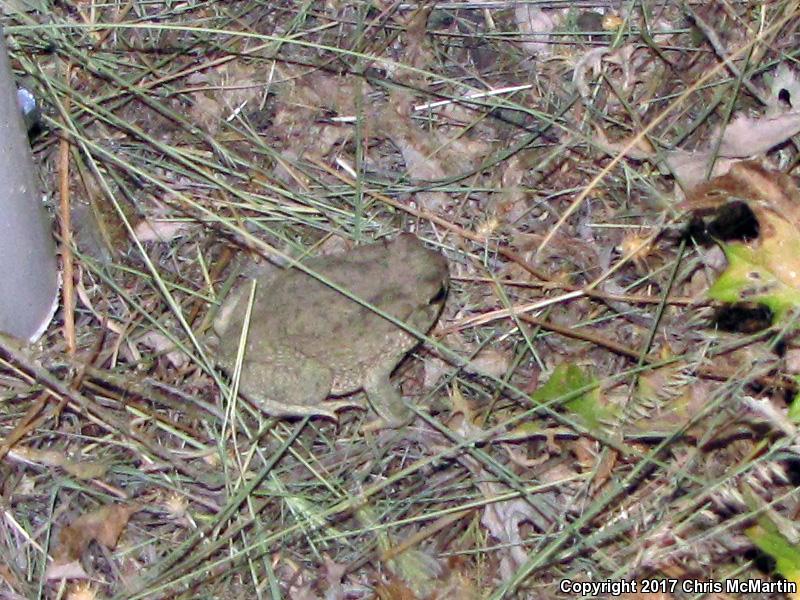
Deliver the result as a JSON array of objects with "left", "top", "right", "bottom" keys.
[{"left": 430, "top": 284, "right": 448, "bottom": 305}]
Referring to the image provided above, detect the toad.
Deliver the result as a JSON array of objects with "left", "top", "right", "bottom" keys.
[{"left": 210, "top": 234, "right": 449, "bottom": 427}]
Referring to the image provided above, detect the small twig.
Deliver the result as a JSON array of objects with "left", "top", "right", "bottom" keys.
[{"left": 58, "top": 61, "right": 75, "bottom": 356}]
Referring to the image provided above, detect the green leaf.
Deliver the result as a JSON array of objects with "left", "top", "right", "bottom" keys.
[
  {"left": 531, "top": 363, "right": 615, "bottom": 433},
  {"left": 708, "top": 208, "right": 800, "bottom": 323},
  {"left": 708, "top": 242, "right": 800, "bottom": 320},
  {"left": 745, "top": 520, "right": 800, "bottom": 586}
]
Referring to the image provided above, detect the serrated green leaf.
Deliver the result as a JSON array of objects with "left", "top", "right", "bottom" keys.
[
  {"left": 745, "top": 521, "right": 800, "bottom": 585},
  {"left": 531, "top": 363, "right": 615, "bottom": 433}
]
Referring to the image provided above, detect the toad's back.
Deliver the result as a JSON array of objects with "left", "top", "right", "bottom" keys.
[{"left": 256, "top": 234, "right": 449, "bottom": 385}]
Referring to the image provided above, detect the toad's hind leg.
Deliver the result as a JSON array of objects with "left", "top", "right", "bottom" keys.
[{"left": 235, "top": 356, "right": 340, "bottom": 420}]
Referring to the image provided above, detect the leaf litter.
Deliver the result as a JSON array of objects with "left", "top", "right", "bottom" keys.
[{"left": 2, "top": 2, "right": 800, "bottom": 598}]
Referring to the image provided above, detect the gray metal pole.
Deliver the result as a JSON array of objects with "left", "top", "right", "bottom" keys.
[{"left": 0, "top": 28, "right": 58, "bottom": 341}]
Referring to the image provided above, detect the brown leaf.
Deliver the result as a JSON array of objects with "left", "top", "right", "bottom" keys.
[
  {"left": 465, "top": 347, "right": 511, "bottom": 379},
  {"left": 402, "top": 5, "right": 434, "bottom": 70},
  {"left": 479, "top": 493, "right": 541, "bottom": 580},
  {"left": 595, "top": 114, "right": 800, "bottom": 189},
  {"left": 767, "top": 63, "right": 800, "bottom": 114},
  {"left": 718, "top": 112, "right": 800, "bottom": 158},
  {"left": 135, "top": 330, "right": 189, "bottom": 369},
  {"left": 683, "top": 160, "right": 800, "bottom": 219},
  {"left": 322, "top": 555, "right": 347, "bottom": 598},
  {"left": 52, "top": 503, "right": 141, "bottom": 565},
  {"left": 572, "top": 437, "right": 597, "bottom": 472},
  {"left": 514, "top": 4, "right": 554, "bottom": 56},
  {"left": 133, "top": 218, "right": 193, "bottom": 242},
  {"left": 684, "top": 160, "right": 800, "bottom": 293},
  {"left": 670, "top": 115, "right": 800, "bottom": 189},
  {"left": 45, "top": 560, "right": 88, "bottom": 581}
]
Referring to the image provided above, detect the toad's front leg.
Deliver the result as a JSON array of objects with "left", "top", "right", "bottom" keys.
[{"left": 362, "top": 363, "right": 415, "bottom": 429}]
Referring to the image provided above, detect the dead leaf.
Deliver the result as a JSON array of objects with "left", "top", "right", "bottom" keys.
[
  {"left": 717, "top": 112, "right": 800, "bottom": 159},
  {"left": 602, "top": 14, "right": 625, "bottom": 30},
  {"left": 662, "top": 153, "right": 737, "bottom": 191},
  {"left": 488, "top": 154, "right": 530, "bottom": 225},
  {"left": 273, "top": 555, "right": 319, "bottom": 599},
  {"left": 136, "top": 330, "right": 189, "bottom": 369},
  {"left": 573, "top": 45, "right": 637, "bottom": 98},
  {"left": 465, "top": 347, "right": 511, "bottom": 379},
  {"left": 51, "top": 503, "right": 142, "bottom": 568},
  {"left": 448, "top": 383, "right": 475, "bottom": 424},
  {"left": 590, "top": 447, "right": 618, "bottom": 493},
  {"left": 45, "top": 560, "right": 88, "bottom": 581},
  {"left": 322, "top": 555, "right": 347, "bottom": 598},
  {"left": 572, "top": 437, "right": 597, "bottom": 472},
  {"left": 133, "top": 218, "right": 193, "bottom": 242},
  {"left": 441, "top": 418, "right": 559, "bottom": 582},
  {"left": 502, "top": 443, "right": 549, "bottom": 468},
  {"left": 403, "top": 5, "right": 435, "bottom": 70},
  {"left": 682, "top": 161, "right": 800, "bottom": 318},
  {"left": 594, "top": 112, "right": 800, "bottom": 189},
  {"left": 479, "top": 494, "right": 542, "bottom": 581},
  {"left": 514, "top": 4, "right": 555, "bottom": 56},
  {"left": 766, "top": 63, "right": 800, "bottom": 116}
]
